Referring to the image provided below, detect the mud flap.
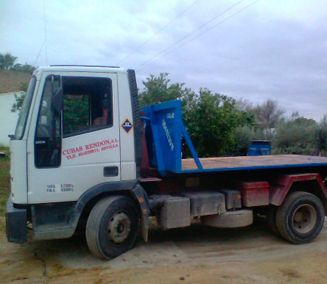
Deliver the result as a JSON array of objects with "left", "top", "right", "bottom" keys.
[
  {"left": 131, "top": 184, "right": 150, "bottom": 242},
  {"left": 6, "top": 199, "right": 27, "bottom": 243}
]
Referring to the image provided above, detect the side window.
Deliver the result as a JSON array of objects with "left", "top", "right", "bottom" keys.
[
  {"left": 35, "top": 75, "right": 62, "bottom": 168},
  {"left": 64, "top": 94, "right": 89, "bottom": 134},
  {"left": 63, "top": 77, "right": 112, "bottom": 137}
]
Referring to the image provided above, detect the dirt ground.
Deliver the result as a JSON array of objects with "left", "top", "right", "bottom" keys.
[
  {"left": 0, "top": 70, "right": 31, "bottom": 93},
  {"left": 1, "top": 218, "right": 327, "bottom": 284}
]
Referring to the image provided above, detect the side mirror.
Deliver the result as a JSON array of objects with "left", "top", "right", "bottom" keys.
[{"left": 52, "top": 87, "right": 63, "bottom": 113}]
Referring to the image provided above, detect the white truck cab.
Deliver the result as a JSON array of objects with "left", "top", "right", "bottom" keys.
[
  {"left": 11, "top": 66, "right": 138, "bottom": 204},
  {"left": 6, "top": 66, "right": 147, "bottom": 258}
]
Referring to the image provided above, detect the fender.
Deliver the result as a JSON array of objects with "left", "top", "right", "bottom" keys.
[
  {"left": 74, "top": 180, "right": 137, "bottom": 212},
  {"left": 72, "top": 180, "right": 150, "bottom": 241},
  {"left": 270, "top": 173, "right": 327, "bottom": 206}
]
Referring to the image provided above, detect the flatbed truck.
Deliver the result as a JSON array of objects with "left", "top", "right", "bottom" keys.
[{"left": 6, "top": 66, "right": 327, "bottom": 259}]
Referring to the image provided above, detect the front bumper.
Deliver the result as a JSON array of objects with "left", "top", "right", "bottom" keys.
[{"left": 6, "top": 198, "right": 27, "bottom": 243}]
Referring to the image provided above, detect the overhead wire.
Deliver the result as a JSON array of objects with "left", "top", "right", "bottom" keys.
[
  {"left": 137, "top": 0, "right": 259, "bottom": 69},
  {"left": 43, "top": 0, "right": 48, "bottom": 65},
  {"left": 34, "top": 0, "right": 48, "bottom": 66},
  {"left": 136, "top": 0, "right": 246, "bottom": 69},
  {"left": 118, "top": 0, "right": 199, "bottom": 64},
  {"left": 33, "top": 40, "right": 46, "bottom": 66}
]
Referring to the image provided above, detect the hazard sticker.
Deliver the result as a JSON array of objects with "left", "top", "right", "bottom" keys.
[{"left": 122, "top": 119, "right": 133, "bottom": 133}]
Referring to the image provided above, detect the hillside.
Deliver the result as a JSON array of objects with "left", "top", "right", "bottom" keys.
[{"left": 0, "top": 70, "right": 31, "bottom": 93}]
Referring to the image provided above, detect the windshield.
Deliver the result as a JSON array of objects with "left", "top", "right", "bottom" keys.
[{"left": 14, "top": 76, "right": 37, "bottom": 139}]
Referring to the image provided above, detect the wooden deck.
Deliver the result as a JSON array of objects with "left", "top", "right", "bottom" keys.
[{"left": 182, "top": 155, "right": 327, "bottom": 171}]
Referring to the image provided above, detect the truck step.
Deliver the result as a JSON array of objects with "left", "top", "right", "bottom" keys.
[
  {"left": 33, "top": 223, "right": 74, "bottom": 240},
  {"left": 201, "top": 209, "right": 253, "bottom": 228}
]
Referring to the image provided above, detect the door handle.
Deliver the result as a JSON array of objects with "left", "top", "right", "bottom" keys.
[{"left": 103, "top": 166, "right": 119, "bottom": 177}]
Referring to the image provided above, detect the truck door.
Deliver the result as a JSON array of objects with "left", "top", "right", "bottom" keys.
[{"left": 27, "top": 72, "right": 121, "bottom": 204}]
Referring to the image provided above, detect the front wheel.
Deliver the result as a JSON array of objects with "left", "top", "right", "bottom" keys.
[
  {"left": 276, "top": 191, "right": 325, "bottom": 244},
  {"left": 86, "top": 196, "right": 140, "bottom": 259}
]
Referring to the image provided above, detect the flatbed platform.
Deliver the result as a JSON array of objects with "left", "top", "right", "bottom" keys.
[
  {"left": 182, "top": 155, "right": 327, "bottom": 172},
  {"left": 142, "top": 100, "right": 327, "bottom": 175}
]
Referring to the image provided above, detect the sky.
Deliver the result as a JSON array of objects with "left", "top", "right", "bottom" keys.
[{"left": 1, "top": 0, "right": 327, "bottom": 120}]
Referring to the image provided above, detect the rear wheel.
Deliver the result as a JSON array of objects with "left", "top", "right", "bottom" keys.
[
  {"left": 86, "top": 196, "right": 140, "bottom": 259},
  {"left": 276, "top": 191, "right": 324, "bottom": 244}
]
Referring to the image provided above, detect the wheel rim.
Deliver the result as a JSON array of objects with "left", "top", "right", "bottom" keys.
[
  {"left": 108, "top": 212, "right": 131, "bottom": 244},
  {"left": 291, "top": 204, "right": 317, "bottom": 234}
]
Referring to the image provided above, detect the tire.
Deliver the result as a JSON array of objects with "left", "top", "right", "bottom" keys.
[
  {"left": 276, "top": 191, "right": 325, "bottom": 244},
  {"left": 86, "top": 196, "right": 140, "bottom": 259}
]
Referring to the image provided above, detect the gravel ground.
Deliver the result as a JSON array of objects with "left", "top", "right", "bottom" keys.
[{"left": 1, "top": 219, "right": 327, "bottom": 283}]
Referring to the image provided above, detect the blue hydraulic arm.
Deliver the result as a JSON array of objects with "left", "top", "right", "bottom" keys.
[{"left": 141, "top": 100, "right": 203, "bottom": 175}]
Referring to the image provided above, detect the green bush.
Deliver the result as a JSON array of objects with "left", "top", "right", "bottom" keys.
[{"left": 273, "top": 116, "right": 319, "bottom": 155}]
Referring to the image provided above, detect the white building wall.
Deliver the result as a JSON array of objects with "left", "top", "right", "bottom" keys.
[{"left": 0, "top": 92, "right": 19, "bottom": 146}]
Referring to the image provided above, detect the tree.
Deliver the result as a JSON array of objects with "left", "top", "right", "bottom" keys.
[
  {"left": 0, "top": 52, "right": 35, "bottom": 73},
  {"left": 317, "top": 115, "right": 327, "bottom": 155},
  {"left": 3, "top": 52, "right": 36, "bottom": 113},
  {"left": 139, "top": 73, "right": 255, "bottom": 157},
  {"left": 237, "top": 99, "right": 285, "bottom": 140},
  {"left": 183, "top": 89, "right": 254, "bottom": 157},
  {"left": 0, "top": 52, "right": 17, "bottom": 70},
  {"left": 0, "top": 53, "right": 4, "bottom": 70},
  {"left": 273, "top": 113, "right": 319, "bottom": 155},
  {"left": 138, "top": 73, "right": 193, "bottom": 107},
  {"left": 232, "top": 125, "right": 265, "bottom": 156},
  {"left": 252, "top": 99, "right": 284, "bottom": 130},
  {"left": 12, "top": 63, "right": 35, "bottom": 73},
  {"left": 11, "top": 82, "right": 28, "bottom": 113}
]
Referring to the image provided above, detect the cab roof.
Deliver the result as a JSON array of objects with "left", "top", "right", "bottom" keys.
[{"left": 34, "top": 65, "right": 129, "bottom": 74}]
